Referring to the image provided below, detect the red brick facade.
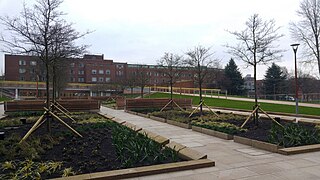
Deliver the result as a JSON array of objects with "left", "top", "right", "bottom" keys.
[{"left": 4, "top": 54, "right": 219, "bottom": 88}]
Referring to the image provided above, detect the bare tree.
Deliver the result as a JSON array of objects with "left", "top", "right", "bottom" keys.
[
  {"left": 132, "top": 65, "right": 150, "bottom": 98},
  {"left": 185, "top": 45, "right": 217, "bottom": 115},
  {"left": 157, "top": 52, "right": 183, "bottom": 108},
  {"left": 226, "top": 14, "right": 283, "bottom": 124},
  {"left": 0, "top": 0, "right": 88, "bottom": 107},
  {"left": 290, "top": 0, "right": 320, "bottom": 76},
  {"left": 0, "top": 0, "right": 89, "bottom": 134}
]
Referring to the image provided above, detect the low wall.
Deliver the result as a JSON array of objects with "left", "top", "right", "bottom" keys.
[
  {"left": 4, "top": 99, "right": 100, "bottom": 112},
  {"left": 125, "top": 98, "right": 192, "bottom": 110}
]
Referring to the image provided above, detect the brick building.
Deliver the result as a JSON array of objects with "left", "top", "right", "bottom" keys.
[{"left": 4, "top": 54, "right": 220, "bottom": 90}]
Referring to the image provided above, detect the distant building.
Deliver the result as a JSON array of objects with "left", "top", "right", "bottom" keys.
[
  {"left": 244, "top": 74, "right": 254, "bottom": 93},
  {"left": 5, "top": 54, "right": 220, "bottom": 88}
]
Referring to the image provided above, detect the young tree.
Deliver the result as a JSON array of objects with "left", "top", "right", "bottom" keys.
[
  {"left": 185, "top": 45, "right": 217, "bottom": 115},
  {"left": 290, "top": 0, "right": 320, "bottom": 76},
  {"left": 264, "top": 63, "right": 287, "bottom": 99},
  {"left": 224, "top": 58, "right": 244, "bottom": 95},
  {"left": 226, "top": 14, "right": 283, "bottom": 124},
  {"left": 0, "top": 0, "right": 89, "bottom": 134},
  {"left": 157, "top": 52, "right": 183, "bottom": 107},
  {"left": 133, "top": 65, "right": 150, "bottom": 98},
  {"left": 0, "top": 0, "right": 88, "bottom": 108}
]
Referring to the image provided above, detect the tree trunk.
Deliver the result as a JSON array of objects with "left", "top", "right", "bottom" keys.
[
  {"left": 170, "top": 80, "right": 173, "bottom": 110},
  {"left": 254, "top": 63, "right": 258, "bottom": 126},
  {"left": 199, "top": 81, "right": 203, "bottom": 116},
  {"left": 45, "top": 62, "right": 51, "bottom": 134},
  {"left": 141, "top": 86, "right": 144, "bottom": 98}
]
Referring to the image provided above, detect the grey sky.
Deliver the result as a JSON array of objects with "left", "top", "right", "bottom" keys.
[{"left": 0, "top": 0, "right": 314, "bottom": 79}]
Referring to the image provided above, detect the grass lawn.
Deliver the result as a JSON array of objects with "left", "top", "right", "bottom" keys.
[
  {"left": 147, "top": 92, "right": 320, "bottom": 116},
  {"left": 0, "top": 96, "right": 12, "bottom": 102}
]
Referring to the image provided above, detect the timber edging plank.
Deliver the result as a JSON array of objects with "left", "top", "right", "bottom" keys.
[
  {"left": 54, "top": 159, "right": 214, "bottom": 180},
  {"left": 278, "top": 144, "right": 320, "bottom": 155}
]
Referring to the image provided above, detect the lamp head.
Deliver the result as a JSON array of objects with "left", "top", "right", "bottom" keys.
[{"left": 290, "top": 43, "right": 300, "bottom": 52}]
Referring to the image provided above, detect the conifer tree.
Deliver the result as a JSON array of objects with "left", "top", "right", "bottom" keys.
[
  {"left": 264, "top": 63, "right": 287, "bottom": 98},
  {"left": 224, "top": 58, "right": 244, "bottom": 95}
]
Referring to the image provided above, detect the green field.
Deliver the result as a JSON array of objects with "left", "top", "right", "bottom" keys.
[
  {"left": 0, "top": 97, "right": 11, "bottom": 102},
  {"left": 147, "top": 92, "right": 320, "bottom": 116}
]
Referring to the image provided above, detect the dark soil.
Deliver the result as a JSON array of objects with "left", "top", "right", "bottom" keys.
[
  {"left": 229, "top": 118, "right": 274, "bottom": 142},
  {"left": 0, "top": 113, "right": 181, "bottom": 179},
  {"left": 1, "top": 119, "right": 120, "bottom": 178}
]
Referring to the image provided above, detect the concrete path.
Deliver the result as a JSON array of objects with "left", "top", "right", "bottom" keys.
[{"left": 100, "top": 106, "right": 320, "bottom": 180}]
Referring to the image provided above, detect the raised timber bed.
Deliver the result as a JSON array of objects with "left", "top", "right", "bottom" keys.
[
  {"left": 149, "top": 115, "right": 166, "bottom": 123},
  {"left": 191, "top": 126, "right": 233, "bottom": 140},
  {"left": 167, "top": 119, "right": 191, "bottom": 129}
]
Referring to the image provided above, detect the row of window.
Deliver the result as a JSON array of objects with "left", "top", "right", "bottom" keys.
[
  {"left": 91, "top": 69, "right": 111, "bottom": 75},
  {"left": 91, "top": 77, "right": 111, "bottom": 82},
  {"left": 19, "top": 60, "right": 37, "bottom": 66},
  {"left": 69, "top": 69, "right": 112, "bottom": 75},
  {"left": 69, "top": 77, "right": 111, "bottom": 83},
  {"left": 19, "top": 68, "right": 38, "bottom": 74}
]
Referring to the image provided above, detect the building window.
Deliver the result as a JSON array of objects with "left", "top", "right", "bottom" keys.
[
  {"left": 19, "top": 76, "right": 25, "bottom": 81},
  {"left": 92, "top": 77, "right": 97, "bottom": 82},
  {"left": 19, "top": 60, "right": 26, "bottom": 65},
  {"left": 116, "top": 64, "right": 124, "bottom": 69},
  {"left": 70, "top": 63, "right": 75, "bottom": 67},
  {"left": 79, "top": 63, "right": 84, "bottom": 68},
  {"left": 98, "top": 77, "right": 104, "bottom": 82},
  {"left": 70, "top": 77, "right": 75, "bottom": 82},
  {"left": 30, "top": 61, "right": 37, "bottom": 66},
  {"left": 105, "top": 77, "right": 110, "bottom": 82},
  {"left": 30, "top": 68, "right": 36, "bottom": 74},
  {"left": 70, "top": 69, "right": 74, "bottom": 74},
  {"left": 98, "top": 70, "right": 104, "bottom": 74},
  {"left": 92, "top": 70, "right": 97, "bottom": 74},
  {"left": 19, "top": 68, "right": 26, "bottom": 74},
  {"left": 106, "top": 70, "right": 110, "bottom": 75},
  {"left": 78, "top": 70, "right": 84, "bottom": 75},
  {"left": 116, "top": 71, "right": 123, "bottom": 76},
  {"left": 78, "top": 77, "right": 84, "bottom": 82}
]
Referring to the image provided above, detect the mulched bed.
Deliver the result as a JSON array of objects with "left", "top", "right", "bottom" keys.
[
  {"left": 133, "top": 109, "right": 319, "bottom": 146},
  {"left": 0, "top": 113, "right": 181, "bottom": 179}
]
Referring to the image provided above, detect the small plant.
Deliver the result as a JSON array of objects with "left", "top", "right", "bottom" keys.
[
  {"left": 1, "top": 161, "right": 16, "bottom": 170},
  {"left": 62, "top": 167, "right": 75, "bottom": 177},
  {"left": 269, "top": 122, "right": 320, "bottom": 147}
]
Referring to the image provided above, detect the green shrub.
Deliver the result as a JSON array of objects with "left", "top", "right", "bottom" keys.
[
  {"left": 192, "top": 120, "right": 246, "bottom": 135},
  {"left": 111, "top": 123, "right": 179, "bottom": 168},
  {"left": 7, "top": 111, "right": 44, "bottom": 117},
  {"left": 269, "top": 122, "right": 320, "bottom": 147}
]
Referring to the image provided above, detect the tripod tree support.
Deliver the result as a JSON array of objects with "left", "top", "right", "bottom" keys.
[
  {"left": 160, "top": 99, "right": 185, "bottom": 112},
  {"left": 240, "top": 105, "right": 284, "bottom": 129},
  {"left": 55, "top": 101, "right": 71, "bottom": 114},
  {"left": 20, "top": 107, "right": 82, "bottom": 143},
  {"left": 188, "top": 100, "right": 218, "bottom": 118},
  {"left": 51, "top": 102, "right": 76, "bottom": 123},
  {"left": 20, "top": 114, "right": 45, "bottom": 143}
]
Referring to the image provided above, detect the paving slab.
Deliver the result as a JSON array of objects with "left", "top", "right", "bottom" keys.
[{"left": 99, "top": 106, "right": 320, "bottom": 180}]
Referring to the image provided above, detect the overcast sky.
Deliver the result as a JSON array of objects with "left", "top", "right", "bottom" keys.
[{"left": 0, "top": 0, "right": 314, "bottom": 79}]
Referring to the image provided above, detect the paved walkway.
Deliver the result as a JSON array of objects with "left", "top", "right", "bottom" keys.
[{"left": 100, "top": 106, "right": 320, "bottom": 180}]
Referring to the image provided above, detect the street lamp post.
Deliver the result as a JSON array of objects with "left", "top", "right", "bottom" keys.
[{"left": 290, "top": 43, "right": 300, "bottom": 116}]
